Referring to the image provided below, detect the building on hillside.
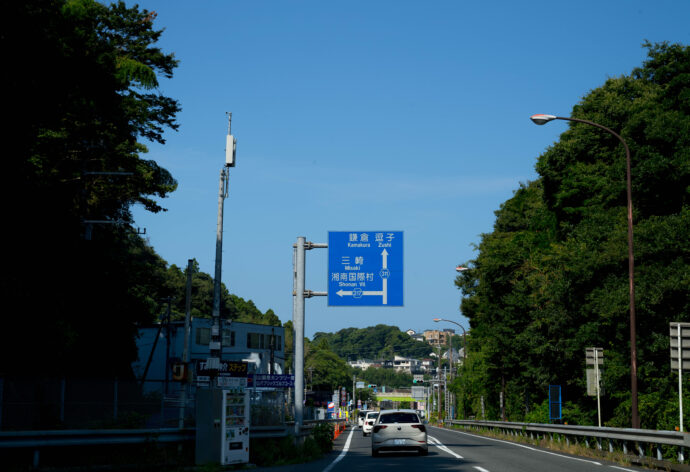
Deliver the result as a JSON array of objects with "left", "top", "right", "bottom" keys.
[
  {"left": 392, "top": 355, "right": 422, "bottom": 374},
  {"left": 348, "top": 358, "right": 377, "bottom": 370},
  {"left": 405, "top": 329, "right": 416, "bottom": 336},
  {"left": 132, "top": 318, "right": 286, "bottom": 385},
  {"left": 423, "top": 328, "right": 455, "bottom": 346}
]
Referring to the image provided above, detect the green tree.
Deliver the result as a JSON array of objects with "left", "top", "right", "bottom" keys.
[
  {"left": 454, "top": 42, "right": 690, "bottom": 428},
  {"left": 305, "top": 338, "right": 353, "bottom": 391},
  {"left": 2, "top": 0, "right": 180, "bottom": 377}
]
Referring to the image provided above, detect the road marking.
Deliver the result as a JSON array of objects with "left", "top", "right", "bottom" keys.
[
  {"left": 323, "top": 427, "right": 354, "bottom": 472},
  {"left": 474, "top": 467, "right": 490, "bottom": 472},
  {"left": 428, "top": 435, "right": 463, "bottom": 459},
  {"left": 609, "top": 467, "right": 637, "bottom": 472},
  {"left": 436, "top": 427, "right": 602, "bottom": 466}
]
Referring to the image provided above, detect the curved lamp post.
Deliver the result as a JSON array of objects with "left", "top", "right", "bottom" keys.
[
  {"left": 530, "top": 114, "right": 638, "bottom": 429},
  {"left": 434, "top": 317, "right": 469, "bottom": 421},
  {"left": 433, "top": 318, "right": 468, "bottom": 361}
]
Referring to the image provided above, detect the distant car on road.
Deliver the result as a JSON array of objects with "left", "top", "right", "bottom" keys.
[
  {"left": 371, "top": 409, "right": 427, "bottom": 457},
  {"left": 362, "top": 411, "right": 379, "bottom": 436}
]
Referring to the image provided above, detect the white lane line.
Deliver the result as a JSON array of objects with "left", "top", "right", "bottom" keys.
[
  {"left": 474, "top": 467, "right": 490, "bottom": 472},
  {"left": 609, "top": 467, "right": 637, "bottom": 472},
  {"left": 428, "top": 435, "right": 463, "bottom": 459},
  {"left": 323, "top": 427, "right": 355, "bottom": 472},
  {"left": 436, "top": 427, "right": 602, "bottom": 466}
]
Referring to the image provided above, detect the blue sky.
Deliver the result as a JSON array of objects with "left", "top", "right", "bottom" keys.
[{"left": 129, "top": 0, "right": 690, "bottom": 339}]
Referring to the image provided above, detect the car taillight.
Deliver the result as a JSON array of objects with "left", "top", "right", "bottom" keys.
[
  {"left": 373, "top": 425, "right": 387, "bottom": 433},
  {"left": 411, "top": 424, "right": 426, "bottom": 432}
]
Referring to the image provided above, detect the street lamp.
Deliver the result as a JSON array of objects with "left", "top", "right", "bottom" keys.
[
  {"left": 530, "top": 113, "right": 639, "bottom": 429},
  {"left": 433, "top": 318, "right": 468, "bottom": 361},
  {"left": 434, "top": 317, "right": 469, "bottom": 421}
]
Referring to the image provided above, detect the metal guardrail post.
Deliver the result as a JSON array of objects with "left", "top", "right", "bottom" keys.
[{"left": 447, "top": 419, "right": 690, "bottom": 465}]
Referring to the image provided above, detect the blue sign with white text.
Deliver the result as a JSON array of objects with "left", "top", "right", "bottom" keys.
[{"left": 328, "top": 231, "right": 403, "bottom": 306}]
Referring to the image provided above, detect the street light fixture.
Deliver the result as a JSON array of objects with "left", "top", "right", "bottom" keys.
[
  {"left": 530, "top": 113, "right": 639, "bottom": 429},
  {"left": 433, "top": 318, "right": 468, "bottom": 360}
]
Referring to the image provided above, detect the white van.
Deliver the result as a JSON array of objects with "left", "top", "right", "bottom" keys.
[{"left": 357, "top": 410, "right": 371, "bottom": 428}]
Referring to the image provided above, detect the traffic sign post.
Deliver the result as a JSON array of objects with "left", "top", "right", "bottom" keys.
[
  {"left": 327, "top": 231, "right": 403, "bottom": 306},
  {"left": 548, "top": 385, "right": 561, "bottom": 422},
  {"left": 586, "top": 347, "right": 604, "bottom": 427},
  {"left": 670, "top": 322, "right": 690, "bottom": 433}
]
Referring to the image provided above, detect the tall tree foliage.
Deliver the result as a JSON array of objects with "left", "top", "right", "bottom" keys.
[
  {"left": 455, "top": 42, "right": 690, "bottom": 428},
  {"left": 1, "top": 0, "right": 181, "bottom": 377},
  {"left": 162, "top": 260, "right": 281, "bottom": 326},
  {"left": 305, "top": 338, "right": 353, "bottom": 392}
]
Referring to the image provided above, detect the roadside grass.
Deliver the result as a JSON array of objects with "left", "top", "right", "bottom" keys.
[{"left": 446, "top": 425, "right": 677, "bottom": 472}]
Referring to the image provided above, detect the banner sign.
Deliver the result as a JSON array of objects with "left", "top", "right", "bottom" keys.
[
  {"left": 250, "top": 374, "right": 295, "bottom": 388},
  {"left": 195, "top": 359, "right": 248, "bottom": 378}
]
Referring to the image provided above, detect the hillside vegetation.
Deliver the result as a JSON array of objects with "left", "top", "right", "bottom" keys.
[
  {"left": 454, "top": 42, "right": 690, "bottom": 429},
  {"left": 313, "top": 325, "right": 433, "bottom": 360}
]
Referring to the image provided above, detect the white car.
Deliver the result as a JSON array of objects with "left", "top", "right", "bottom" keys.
[
  {"left": 362, "top": 411, "right": 379, "bottom": 436},
  {"left": 358, "top": 410, "right": 371, "bottom": 428},
  {"left": 371, "top": 409, "right": 427, "bottom": 456}
]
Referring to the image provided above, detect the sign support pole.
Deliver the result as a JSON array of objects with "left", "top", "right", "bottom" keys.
[
  {"left": 293, "top": 237, "right": 305, "bottom": 433},
  {"left": 292, "top": 238, "right": 327, "bottom": 434},
  {"left": 594, "top": 347, "right": 601, "bottom": 428}
]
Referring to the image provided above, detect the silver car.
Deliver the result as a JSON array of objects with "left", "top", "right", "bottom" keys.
[{"left": 371, "top": 409, "right": 428, "bottom": 456}]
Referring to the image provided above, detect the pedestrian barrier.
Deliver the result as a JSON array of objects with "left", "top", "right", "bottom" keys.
[{"left": 333, "top": 420, "right": 347, "bottom": 439}]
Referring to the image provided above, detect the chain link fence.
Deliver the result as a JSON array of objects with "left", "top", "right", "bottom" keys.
[{"left": 0, "top": 377, "right": 291, "bottom": 431}]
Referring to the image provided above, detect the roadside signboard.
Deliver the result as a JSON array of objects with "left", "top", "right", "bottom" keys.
[
  {"left": 195, "top": 359, "right": 248, "bottom": 387},
  {"left": 328, "top": 231, "right": 403, "bottom": 306},
  {"left": 250, "top": 374, "right": 295, "bottom": 388},
  {"left": 549, "top": 385, "right": 562, "bottom": 420},
  {"left": 586, "top": 369, "right": 605, "bottom": 396},
  {"left": 670, "top": 322, "right": 690, "bottom": 371}
]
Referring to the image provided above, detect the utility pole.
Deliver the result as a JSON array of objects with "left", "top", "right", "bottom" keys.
[
  {"left": 208, "top": 113, "right": 237, "bottom": 383},
  {"left": 437, "top": 343, "right": 441, "bottom": 419},
  {"left": 178, "top": 259, "right": 194, "bottom": 432},
  {"left": 162, "top": 297, "right": 173, "bottom": 394}
]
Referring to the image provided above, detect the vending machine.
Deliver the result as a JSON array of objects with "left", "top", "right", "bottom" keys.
[
  {"left": 196, "top": 387, "right": 250, "bottom": 465},
  {"left": 221, "top": 387, "right": 250, "bottom": 464}
]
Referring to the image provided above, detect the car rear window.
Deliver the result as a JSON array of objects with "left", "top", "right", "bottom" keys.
[{"left": 378, "top": 412, "right": 419, "bottom": 424}]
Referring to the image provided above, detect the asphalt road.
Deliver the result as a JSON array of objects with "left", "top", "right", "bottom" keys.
[{"left": 250, "top": 425, "right": 650, "bottom": 472}]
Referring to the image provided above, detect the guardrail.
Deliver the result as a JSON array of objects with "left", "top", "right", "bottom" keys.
[
  {"left": 445, "top": 419, "right": 689, "bottom": 465},
  {"left": 0, "top": 419, "right": 348, "bottom": 468}
]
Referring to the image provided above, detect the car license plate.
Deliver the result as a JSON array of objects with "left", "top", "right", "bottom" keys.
[{"left": 394, "top": 439, "right": 405, "bottom": 445}]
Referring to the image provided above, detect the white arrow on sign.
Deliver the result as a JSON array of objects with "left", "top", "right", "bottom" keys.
[{"left": 336, "top": 249, "right": 390, "bottom": 304}]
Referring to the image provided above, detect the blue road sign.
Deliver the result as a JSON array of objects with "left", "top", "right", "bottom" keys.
[
  {"left": 328, "top": 231, "right": 403, "bottom": 306},
  {"left": 549, "top": 385, "right": 562, "bottom": 420}
]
